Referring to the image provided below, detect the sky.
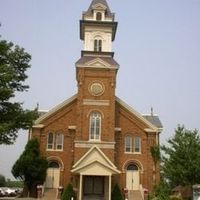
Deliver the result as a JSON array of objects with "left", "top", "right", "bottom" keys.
[{"left": 0, "top": 0, "right": 200, "bottom": 180}]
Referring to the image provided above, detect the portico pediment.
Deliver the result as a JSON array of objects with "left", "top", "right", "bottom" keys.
[{"left": 71, "top": 145, "right": 120, "bottom": 175}]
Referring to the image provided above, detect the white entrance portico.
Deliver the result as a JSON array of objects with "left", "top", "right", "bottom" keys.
[{"left": 71, "top": 146, "right": 120, "bottom": 200}]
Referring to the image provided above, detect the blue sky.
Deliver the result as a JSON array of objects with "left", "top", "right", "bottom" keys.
[{"left": 0, "top": 0, "right": 200, "bottom": 179}]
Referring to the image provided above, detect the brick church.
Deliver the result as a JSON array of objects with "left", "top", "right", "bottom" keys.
[{"left": 31, "top": 0, "right": 163, "bottom": 199}]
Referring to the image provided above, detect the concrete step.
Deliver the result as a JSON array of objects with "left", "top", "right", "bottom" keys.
[{"left": 128, "top": 190, "right": 143, "bottom": 200}]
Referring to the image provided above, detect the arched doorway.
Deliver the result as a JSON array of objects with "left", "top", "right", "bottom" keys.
[
  {"left": 45, "top": 161, "right": 60, "bottom": 188},
  {"left": 126, "top": 163, "right": 140, "bottom": 190}
]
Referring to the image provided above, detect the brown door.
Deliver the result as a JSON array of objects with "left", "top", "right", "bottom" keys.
[{"left": 83, "top": 176, "right": 104, "bottom": 195}]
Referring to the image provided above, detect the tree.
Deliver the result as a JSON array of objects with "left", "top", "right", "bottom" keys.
[
  {"left": 61, "top": 183, "right": 75, "bottom": 200},
  {"left": 111, "top": 184, "right": 124, "bottom": 200},
  {"left": 151, "top": 145, "right": 161, "bottom": 184},
  {"left": 0, "top": 174, "right": 6, "bottom": 187},
  {"left": 12, "top": 138, "right": 48, "bottom": 197},
  {"left": 0, "top": 40, "right": 38, "bottom": 145},
  {"left": 162, "top": 125, "right": 200, "bottom": 187},
  {"left": 149, "top": 181, "right": 170, "bottom": 200}
]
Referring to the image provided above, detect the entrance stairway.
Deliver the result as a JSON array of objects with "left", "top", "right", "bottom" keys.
[
  {"left": 128, "top": 190, "right": 143, "bottom": 200},
  {"left": 42, "top": 189, "right": 57, "bottom": 200}
]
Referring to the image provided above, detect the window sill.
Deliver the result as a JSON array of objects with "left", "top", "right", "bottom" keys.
[
  {"left": 46, "top": 149, "right": 63, "bottom": 152},
  {"left": 124, "top": 152, "right": 142, "bottom": 155}
]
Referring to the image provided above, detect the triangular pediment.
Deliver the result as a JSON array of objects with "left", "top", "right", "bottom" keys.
[
  {"left": 71, "top": 145, "right": 120, "bottom": 175},
  {"left": 85, "top": 58, "right": 117, "bottom": 69}
]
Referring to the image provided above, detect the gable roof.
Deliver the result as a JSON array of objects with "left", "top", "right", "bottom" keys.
[
  {"left": 116, "top": 96, "right": 160, "bottom": 132},
  {"left": 84, "top": 0, "right": 113, "bottom": 17},
  {"left": 34, "top": 94, "right": 162, "bottom": 133},
  {"left": 34, "top": 94, "right": 77, "bottom": 124}
]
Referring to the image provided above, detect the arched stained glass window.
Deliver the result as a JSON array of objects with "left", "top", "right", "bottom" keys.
[{"left": 89, "top": 112, "right": 101, "bottom": 140}]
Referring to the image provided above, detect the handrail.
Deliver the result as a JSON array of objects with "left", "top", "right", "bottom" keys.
[{"left": 139, "top": 184, "right": 144, "bottom": 200}]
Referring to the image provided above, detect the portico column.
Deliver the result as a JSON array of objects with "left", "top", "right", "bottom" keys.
[
  {"left": 109, "top": 175, "right": 111, "bottom": 200},
  {"left": 79, "top": 174, "right": 83, "bottom": 200}
]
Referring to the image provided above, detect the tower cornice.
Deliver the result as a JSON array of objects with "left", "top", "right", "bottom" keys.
[{"left": 80, "top": 20, "right": 118, "bottom": 41}]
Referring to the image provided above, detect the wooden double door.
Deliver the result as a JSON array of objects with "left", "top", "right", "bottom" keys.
[{"left": 83, "top": 176, "right": 104, "bottom": 196}]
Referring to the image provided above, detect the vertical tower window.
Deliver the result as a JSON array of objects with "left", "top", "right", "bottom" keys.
[
  {"left": 55, "top": 133, "right": 63, "bottom": 150},
  {"left": 47, "top": 132, "right": 54, "bottom": 150},
  {"left": 89, "top": 112, "right": 101, "bottom": 140},
  {"left": 96, "top": 12, "right": 102, "bottom": 21},
  {"left": 125, "top": 136, "right": 132, "bottom": 152},
  {"left": 134, "top": 137, "right": 141, "bottom": 153},
  {"left": 94, "top": 39, "right": 102, "bottom": 52}
]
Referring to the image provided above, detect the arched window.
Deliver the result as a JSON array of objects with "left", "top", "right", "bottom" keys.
[
  {"left": 47, "top": 132, "right": 54, "bottom": 150},
  {"left": 127, "top": 163, "right": 138, "bottom": 171},
  {"left": 96, "top": 12, "right": 102, "bottom": 21},
  {"left": 48, "top": 161, "right": 60, "bottom": 168},
  {"left": 94, "top": 39, "right": 102, "bottom": 52},
  {"left": 89, "top": 112, "right": 101, "bottom": 140},
  {"left": 125, "top": 136, "right": 132, "bottom": 152}
]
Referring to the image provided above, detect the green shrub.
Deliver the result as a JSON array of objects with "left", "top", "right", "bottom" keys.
[
  {"left": 61, "top": 183, "right": 75, "bottom": 200},
  {"left": 111, "top": 184, "right": 124, "bottom": 200},
  {"left": 149, "top": 181, "right": 170, "bottom": 200},
  {"left": 170, "top": 195, "right": 182, "bottom": 200}
]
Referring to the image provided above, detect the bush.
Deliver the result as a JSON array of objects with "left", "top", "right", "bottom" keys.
[
  {"left": 170, "top": 195, "right": 182, "bottom": 200},
  {"left": 61, "top": 183, "right": 75, "bottom": 200},
  {"left": 0, "top": 174, "right": 6, "bottom": 187},
  {"left": 111, "top": 184, "right": 124, "bottom": 200},
  {"left": 149, "top": 181, "right": 170, "bottom": 200}
]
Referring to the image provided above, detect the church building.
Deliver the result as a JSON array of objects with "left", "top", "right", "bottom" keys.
[{"left": 31, "top": 0, "right": 163, "bottom": 199}]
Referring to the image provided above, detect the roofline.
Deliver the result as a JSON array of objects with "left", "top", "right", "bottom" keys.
[
  {"left": 34, "top": 94, "right": 77, "bottom": 124},
  {"left": 116, "top": 96, "right": 158, "bottom": 132}
]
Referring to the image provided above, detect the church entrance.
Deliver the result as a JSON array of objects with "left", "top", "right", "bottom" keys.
[
  {"left": 126, "top": 163, "right": 140, "bottom": 190},
  {"left": 45, "top": 161, "right": 60, "bottom": 188},
  {"left": 83, "top": 176, "right": 104, "bottom": 200}
]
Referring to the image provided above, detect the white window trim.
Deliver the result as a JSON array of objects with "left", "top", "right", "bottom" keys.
[
  {"left": 47, "top": 132, "right": 54, "bottom": 150},
  {"left": 124, "top": 135, "right": 142, "bottom": 154},
  {"left": 134, "top": 137, "right": 141, "bottom": 153},
  {"left": 125, "top": 136, "right": 132, "bottom": 153},
  {"left": 55, "top": 133, "right": 64, "bottom": 151},
  {"left": 89, "top": 112, "right": 101, "bottom": 141},
  {"left": 46, "top": 133, "right": 64, "bottom": 152}
]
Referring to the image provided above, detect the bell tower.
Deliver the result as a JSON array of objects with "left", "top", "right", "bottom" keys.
[
  {"left": 75, "top": 0, "right": 119, "bottom": 158},
  {"left": 80, "top": 0, "right": 117, "bottom": 53}
]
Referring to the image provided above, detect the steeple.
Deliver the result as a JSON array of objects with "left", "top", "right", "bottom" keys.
[
  {"left": 84, "top": 0, "right": 114, "bottom": 19},
  {"left": 80, "top": 0, "right": 117, "bottom": 54}
]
